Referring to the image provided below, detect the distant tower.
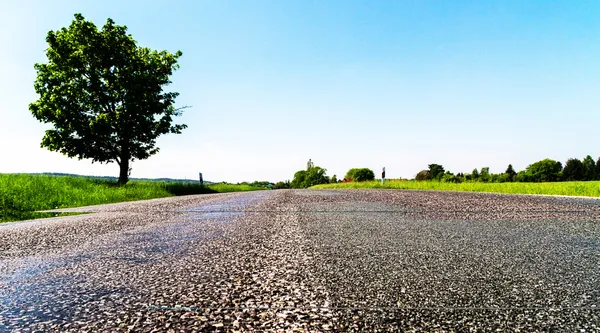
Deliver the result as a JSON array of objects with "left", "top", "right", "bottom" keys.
[{"left": 307, "top": 159, "right": 314, "bottom": 170}]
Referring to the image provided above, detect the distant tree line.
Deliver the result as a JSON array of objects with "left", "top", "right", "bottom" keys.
[
  {"left": 288, "top": 161, "right": 376, "bottom": 188},
  {"left": 236, "top": 180, "right": 292, "bottom": 189},
  {"left": 415, "top": 155, "right": 600, "bottom": 183},
  {"left": 232, "top": 164, "right": 379, "bottom": 190}
]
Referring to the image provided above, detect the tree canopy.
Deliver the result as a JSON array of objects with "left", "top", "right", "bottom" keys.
[
  {"left": 562, "top": 158, "right": 584, "bottom": 181},
  {"left": 291, "top": 165, "right": 329, "bottom": 188},
  {"left": 505, "top": 164, "right": 517, "bottom": 181},
  {"left": 411, "top": 155, "right": 600, "bottom": 184},
  {"left": 29, "top": 13, "right": 187, "bottom": 184},
  {"left": 582, "top": 155, "right": 597, "bottom": 180},
  {"left": 415, "top": 170, "right": 431, "bottom": 181},
  {"left": 518, "top": 159, "right": 562, "bottom": 182},
  {"left": 344, "top": 168, "right": 375, "bottom": 182},
  {"left": 428, "top": 164, "right": 445, "bottom": 180},
  {"left": 471, "top": 168, "right": 480, "bottom": 180}
]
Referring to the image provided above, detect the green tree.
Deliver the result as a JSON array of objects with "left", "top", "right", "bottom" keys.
[
  {"left": 291, "top": 165, "right": 329, "bottom": 188},
  {"left": 290, "top": 170, "right": 307, "bottom": 188},
  {"left": 428, "top": 164, "right": 445, "bottom": 180},
  {"left": 596, "top": 157, "right": 600, "bottom": 180},
  {"left": 29, "top": 14, "right": 187, "bottom": 185},
  {"left": 330, "top": 174, "right": 338, "bottom": 183},
  {"left": 493, "top": 173, "right": 510, "bottom": 183},
  {"left": 562, "top": 158, "right": 584, "bottom": 181},
  {"left": 441, "top": 171, "right": 461, "bottom": 183},
  {"left": 480, "top": 167, "right": 490, "bottom": 182},
  {"left": 273, "top": 181, "right": 290, "bottom": 189},
  {"left": 519, "top": 158, "right": 562, "bottom": 182},
  {"left": 344, "top": 168, "right": 375, "bottom": 182},
  {"left": 471, "top": 168, "right": 479, "bottom": 180},
  {"left": 249, "top": 181, "right": 271, "bottom": 188},
  {"left": 582, "top": 155, "right": 596, "bottom": 181},
  {"left": 415, "top": 170, "right": 430, "bottom": 181},
  {"left": 505, "top": 164, "right": 517, "bottom": 181}
]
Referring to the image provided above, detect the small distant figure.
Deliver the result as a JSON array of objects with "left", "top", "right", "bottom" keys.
[
  {"left": 199, "top": 172, "right": 204, "bottom": 186},
  {"left": 307, "top": 159, "right": 314, "bottom": 170}
]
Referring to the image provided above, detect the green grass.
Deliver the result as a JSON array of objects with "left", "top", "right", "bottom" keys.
[
  {"left": 312, "top": 179, "right": 600, "bottom": 197},
  {"left": 0, "top": 174, "right": 261, "bottom": 223},
  {"left": 207, "top": 183, "right": 262, "bottom": 193}
]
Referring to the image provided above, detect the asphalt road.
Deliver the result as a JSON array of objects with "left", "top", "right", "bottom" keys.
[{"left": 1, "top": 189, "right": 600, "bottom": 331}]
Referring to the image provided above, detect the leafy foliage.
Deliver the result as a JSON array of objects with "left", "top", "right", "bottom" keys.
[
  {"left": 505, "top": 164, "right": 517, "bottom": 181},
  {"left": 247, "top": 181, "right": 274, "bottom": 189},
  {"left": 29, "top": 14, "right": 186, "bottom": 184},
  {"left": 471, "top": 168, "right": 479, "bottom": 180},
  {"left": 344, "top": 168, "right": 375, "bottom": 182},
  {"left": 273, "top": 181, "right": 290, "bottom": 189},
  {"left": 479, "top": 167, "right": 490, "bottom": 182},
  {"left": 427, "top": 164, "right": 445, "bottom": 180},
  {"left": 582, "top": 155, "right": 597, "bottom": 180},
  {"left": 291, "top": 166, "right": 329, "bottom": 188},
  {"left": 415, "top": 170, "right": 431, "bottom": 181},
  {"left": 441, "top": 172, "right": 461, "bottom": 183},
  {"left": 493, "top": 173, "right": 511, "bottom": 183},
  {"left": 517, "top": 159, "right": 562, "bottom": 182},
  {"left": 562, "top": 158, "right": 584, "bottom": 181},
  {"left": 411, "top": 155, "right": 600, "bottom": 184}
]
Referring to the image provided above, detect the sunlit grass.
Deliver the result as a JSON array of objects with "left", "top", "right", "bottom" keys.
[
  {"left": 0, "top": 174, "right": 261, "bottom": 222},
  {"left": 208, "top": 183, "right": 261, "bottom": 193},
  {"left": 312, "top": 179, "right": 600, "bottom": 197}
]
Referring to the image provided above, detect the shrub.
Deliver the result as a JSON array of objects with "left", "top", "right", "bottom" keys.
[
  {"left": 493, "top": 173, "right": 511, "bottom": 183},
  {"left": 441, "top": 172, "right": 461, "bottom": 183},
  {"left": 415, "top": 170, "right": 431, "bottom": 181},
  {"left": 273, "top": 181, "right": 290, "bottom": 189},
  {"left": 344, "top": 168, "right": 375, "bottom": 182}
]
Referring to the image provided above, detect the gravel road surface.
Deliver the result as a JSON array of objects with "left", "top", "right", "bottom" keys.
[{"left": 1, "top": 189, "right": 600, "bottom": 331}]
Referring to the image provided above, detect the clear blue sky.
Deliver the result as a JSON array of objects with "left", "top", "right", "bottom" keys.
[{"left": 1, "top": 0, "right": 599, "bottom": 182}]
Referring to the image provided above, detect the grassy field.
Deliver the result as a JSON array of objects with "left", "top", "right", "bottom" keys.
[
  {"left": 0, "top": 174, "right": 261, "bottom": 223},
  {"left": 312, "top": 179, "right": 600, "bottom": 198}
]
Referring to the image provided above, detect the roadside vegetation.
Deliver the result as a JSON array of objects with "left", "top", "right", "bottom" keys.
[
  {"left": 412, "top": 155, "right": 600, "bottom": 184},
  {"left": 30, "top": 14, "right": 187, "bottom": 185},
  {"left": 298, "top": 156, "right": 600, "bottom": 198},
  {"left": 312, "top": 179, "right": 600, "bottom": 197},
  {"left": 291, "top": 166, "right": 330, "bottom": 188},
  {"left": 344, "top": 168, "right": 375, "bottom": 182},
  {"left": 0, "top": 174, "right": 261, "bottom": 223},
  {"left": 288, "top": 159, "right": 374, "bottom": 188}
]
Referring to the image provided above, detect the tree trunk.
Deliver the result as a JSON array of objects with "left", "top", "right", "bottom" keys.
[{"left": 118, "top": 158, "right": 129, "bottom": 185}]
